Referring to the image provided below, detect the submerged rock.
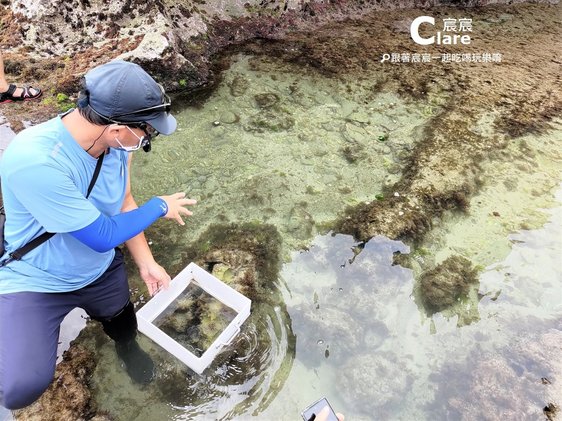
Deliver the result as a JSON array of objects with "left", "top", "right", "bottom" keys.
[
  {"left": 340, "top": 142, "right": 366, "bottom": 163},
  {"left": 157, "top": 287, "right": 237, "bottom": 357},
  {"left": 428, "top": 328, "right": 562, "bottom": 420},
  {"left": 254, "top": 92, "right": 280, "bottom": 108},
  {"left": 181, "top": 222, "right": 283, "bottom": 304},
  {"left": 13, "top": 345, "right": 111, "bottom": 421},
  {"left": 228, "top": 75, "right": 250, "bottom": 97},
  {"left": 244, "top": 109, "right": 295, "bottom": 133},
  {"left": 337, "top": 352, "right": 413, "bottom": 417},
  {"left": 219, "top": 110, "right": 240, "bottom": 124},
  {"left": 418, "top": 255, "right": 479, "bottom": 313},
  {"left": 544, "top": 403, "right": 559, "bottom": 421},
  {"left": 291, "top": 304, "right": 361, "bottom": 367}
]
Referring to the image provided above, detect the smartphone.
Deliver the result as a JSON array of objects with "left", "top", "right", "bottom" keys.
[{"left": 301, "top": 397, "right": 339, "bottom": 421}]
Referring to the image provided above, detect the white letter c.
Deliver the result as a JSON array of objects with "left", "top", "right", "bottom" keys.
[{"left": 411, "top": 16, "right": 435, "bottom": 45}]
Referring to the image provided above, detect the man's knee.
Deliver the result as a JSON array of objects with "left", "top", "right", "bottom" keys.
[{"left": 1, "top": 369, "right": 53, "bottom": 409}]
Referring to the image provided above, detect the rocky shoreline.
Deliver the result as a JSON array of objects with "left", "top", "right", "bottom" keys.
[{"left": 0, "top": 0, "right": 557, "bottom": 128}]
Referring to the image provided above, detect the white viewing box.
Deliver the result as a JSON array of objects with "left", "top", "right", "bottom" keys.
[{"left": 136, "top": 262, "right": 251, "bottom": 374}]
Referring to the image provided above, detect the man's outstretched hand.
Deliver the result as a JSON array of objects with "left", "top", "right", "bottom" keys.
[{"left": 158, "top": 192, "right": 197, "bottom": 226}]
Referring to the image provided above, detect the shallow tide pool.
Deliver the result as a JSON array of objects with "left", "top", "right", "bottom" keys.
[{"left": 88, "top": 52, "right": 562, "bottom": 420}]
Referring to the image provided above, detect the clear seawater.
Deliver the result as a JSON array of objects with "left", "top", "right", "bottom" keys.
[{"left": 87, "top": 53, "right": 562, "bottom": 420}]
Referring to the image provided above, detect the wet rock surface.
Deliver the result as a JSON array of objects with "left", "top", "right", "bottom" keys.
[
  {"left": 427, "top": 326, "right": 562, "bottom": 420},
  {"left": 338, "top": 352, "right": 413, "bottom": 416},
  {"left": 13, "top": 344, "right": 112, "bottom": 421},
  {"left": 418, "top": 255, "right": 480, "bottom": 313}
]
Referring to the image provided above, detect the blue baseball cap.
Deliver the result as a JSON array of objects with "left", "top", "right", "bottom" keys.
[{"left": 84, "top": 60, "right": 177, "bottom": 135}]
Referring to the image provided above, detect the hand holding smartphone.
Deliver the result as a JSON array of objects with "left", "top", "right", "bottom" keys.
[{"left": 301, "top": 397, "right": 340, "bottom": 421}]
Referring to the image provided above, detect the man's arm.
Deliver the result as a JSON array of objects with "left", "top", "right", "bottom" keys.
[{"left": 121, "top": 155, "right": 172, "bottom": 296}]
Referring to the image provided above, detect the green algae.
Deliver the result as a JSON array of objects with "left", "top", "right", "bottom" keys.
[
  {"left": 131, "top": 54, "right": 427, "bottom": 262},
  {"left": 155, "top": 283, "right": 238, "bottom": 357},
  {"left": 84, "top": 3, "right": 562, "bottom": 419}
]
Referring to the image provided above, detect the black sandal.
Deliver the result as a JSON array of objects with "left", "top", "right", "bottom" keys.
[{"left": 0, "top": 84, "right": 42, "bottom": 104}]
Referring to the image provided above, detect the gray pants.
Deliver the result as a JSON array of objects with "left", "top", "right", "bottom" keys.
[{"left": 0, "top": 248, "right": 130, "bottom": 409}]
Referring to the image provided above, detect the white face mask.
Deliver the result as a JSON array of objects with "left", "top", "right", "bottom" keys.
[{"left": 114, "top": 127, "right": 145, "bottom": 152}]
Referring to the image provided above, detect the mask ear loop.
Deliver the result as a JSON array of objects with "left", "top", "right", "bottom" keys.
[{"left": 86, "top": 125, "right": 109, "bottom": 153}]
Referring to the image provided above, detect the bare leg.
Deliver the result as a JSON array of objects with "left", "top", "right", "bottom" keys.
[
  {"left": 0, "top": 49, "right": 40, "bottom": 98},
  {"left": 0, "top": 50, "right": 8, "bottom": 92}
]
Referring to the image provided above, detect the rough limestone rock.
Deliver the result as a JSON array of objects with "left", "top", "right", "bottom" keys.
[{"left": 430, "top": 328, "right": 562, "bottom": 420}]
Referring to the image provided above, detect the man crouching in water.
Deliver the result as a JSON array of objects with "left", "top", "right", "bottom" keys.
[{"left": 0, "top": 60, "right": 196, "bottom": 409}]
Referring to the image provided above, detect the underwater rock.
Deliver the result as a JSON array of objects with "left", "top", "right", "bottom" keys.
[
  {"left": 544, "top": 403, "right": 559, "bottom": 421},
  {"left": 219, "top": 111, "right": 239, "bottom": 124},
  {"left": 244, "top": 110, "right": 295, "bottom": 133},
  {"left": 208, "top": 249, "right": 260, "bottom": 299},
  {"left": 346, "top": 110, "right": 371, "bottom": 125},
  {"left": 228, "top": 75, "right": 249, "bottom": 97},
  {"left": 13, "top": 345, "right": 111, "bottom": 421},
  {"left": 441, "top": 356, "right": 542, "bottom": 419},
  {"left": 153, "top": 361, "right": 200, "bottom": 406},
  {"left": 341, "top": 121, "right": 367, "bottom": 144},
  {"left": 337, "top": 352, "right": 412, "bottom": 416},
  {"left": 291, "top": 304, "right": 361, "bottom": 367},
  {"left": 254, "top": 92, "right": 280, "bottom": 108},
  {"left": 158, "top": 295, "right": 196, "bottom": 334},
  {"left": 340, "top": 142, "right": 366, "bottom": 163},
  {"left": 152, "top": 223, "right": 295, "bottom": 413},
  {"left": 429, "top": 328, "right": 562, "bottom": 419},
  {"left": 510, "top": 328, "right": 562, "bottom": 416},
  {"left": 177, "top": 223, "right": 282, "bottom": 306},
  {"left": 285, "top": 204, "right": 315, "bottom": 240},
  {"left": 418, "top": 255, "right": 479, "bottom": 313}
]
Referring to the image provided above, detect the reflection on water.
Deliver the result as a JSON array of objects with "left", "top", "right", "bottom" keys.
[
  {"left": 89, "top": 50, "right": 561, "bottom": 420},
  {"left": 261, "top": 196, "right": 561, "bottom": 419},
  {"left": 91, "top": 303, "right": 294, "bottom": 420}
]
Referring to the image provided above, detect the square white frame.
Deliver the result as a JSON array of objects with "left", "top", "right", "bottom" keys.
[{"left": 136, "top": 262, "right": 251, "bottom": 374}]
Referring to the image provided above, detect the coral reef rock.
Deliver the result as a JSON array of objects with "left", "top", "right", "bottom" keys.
[
  {"left": 13, "top": 345, "right": 111, "bottom": 421},
  {"left": 418, "top": 255, "right": 479, "bottom": 313},
  {"left": 428, "top": 328, "right": 562, "bottom": 420},
  {"left": 338, "top": 352, "right": 413, "bottom": 417}
]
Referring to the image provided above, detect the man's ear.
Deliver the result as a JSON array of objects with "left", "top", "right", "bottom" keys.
[{"left": 106, "top": 123, "right": 126, "bottom": 138}]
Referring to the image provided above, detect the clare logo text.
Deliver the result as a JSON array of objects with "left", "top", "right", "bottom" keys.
[
  {"left": 381, "top": 15, "right": 501, "bottom": 63},
  {"left": 410, "top": 16, "right": 472, "bottom": 45}
]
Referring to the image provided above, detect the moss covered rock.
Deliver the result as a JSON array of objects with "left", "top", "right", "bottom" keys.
[
  {"left": 418, "top": 255, "right": 479, "bottom": 313},
  {"left": 14, "top": 345, "right": 111, "bottom": 421}
]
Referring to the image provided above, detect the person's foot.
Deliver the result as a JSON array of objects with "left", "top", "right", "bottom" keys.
[
  {"left": 0, "top": 83, "right": 42, "bottom": 103},
  {"left": 115, "top": 339, "right": 155, "bottom": 384}
]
